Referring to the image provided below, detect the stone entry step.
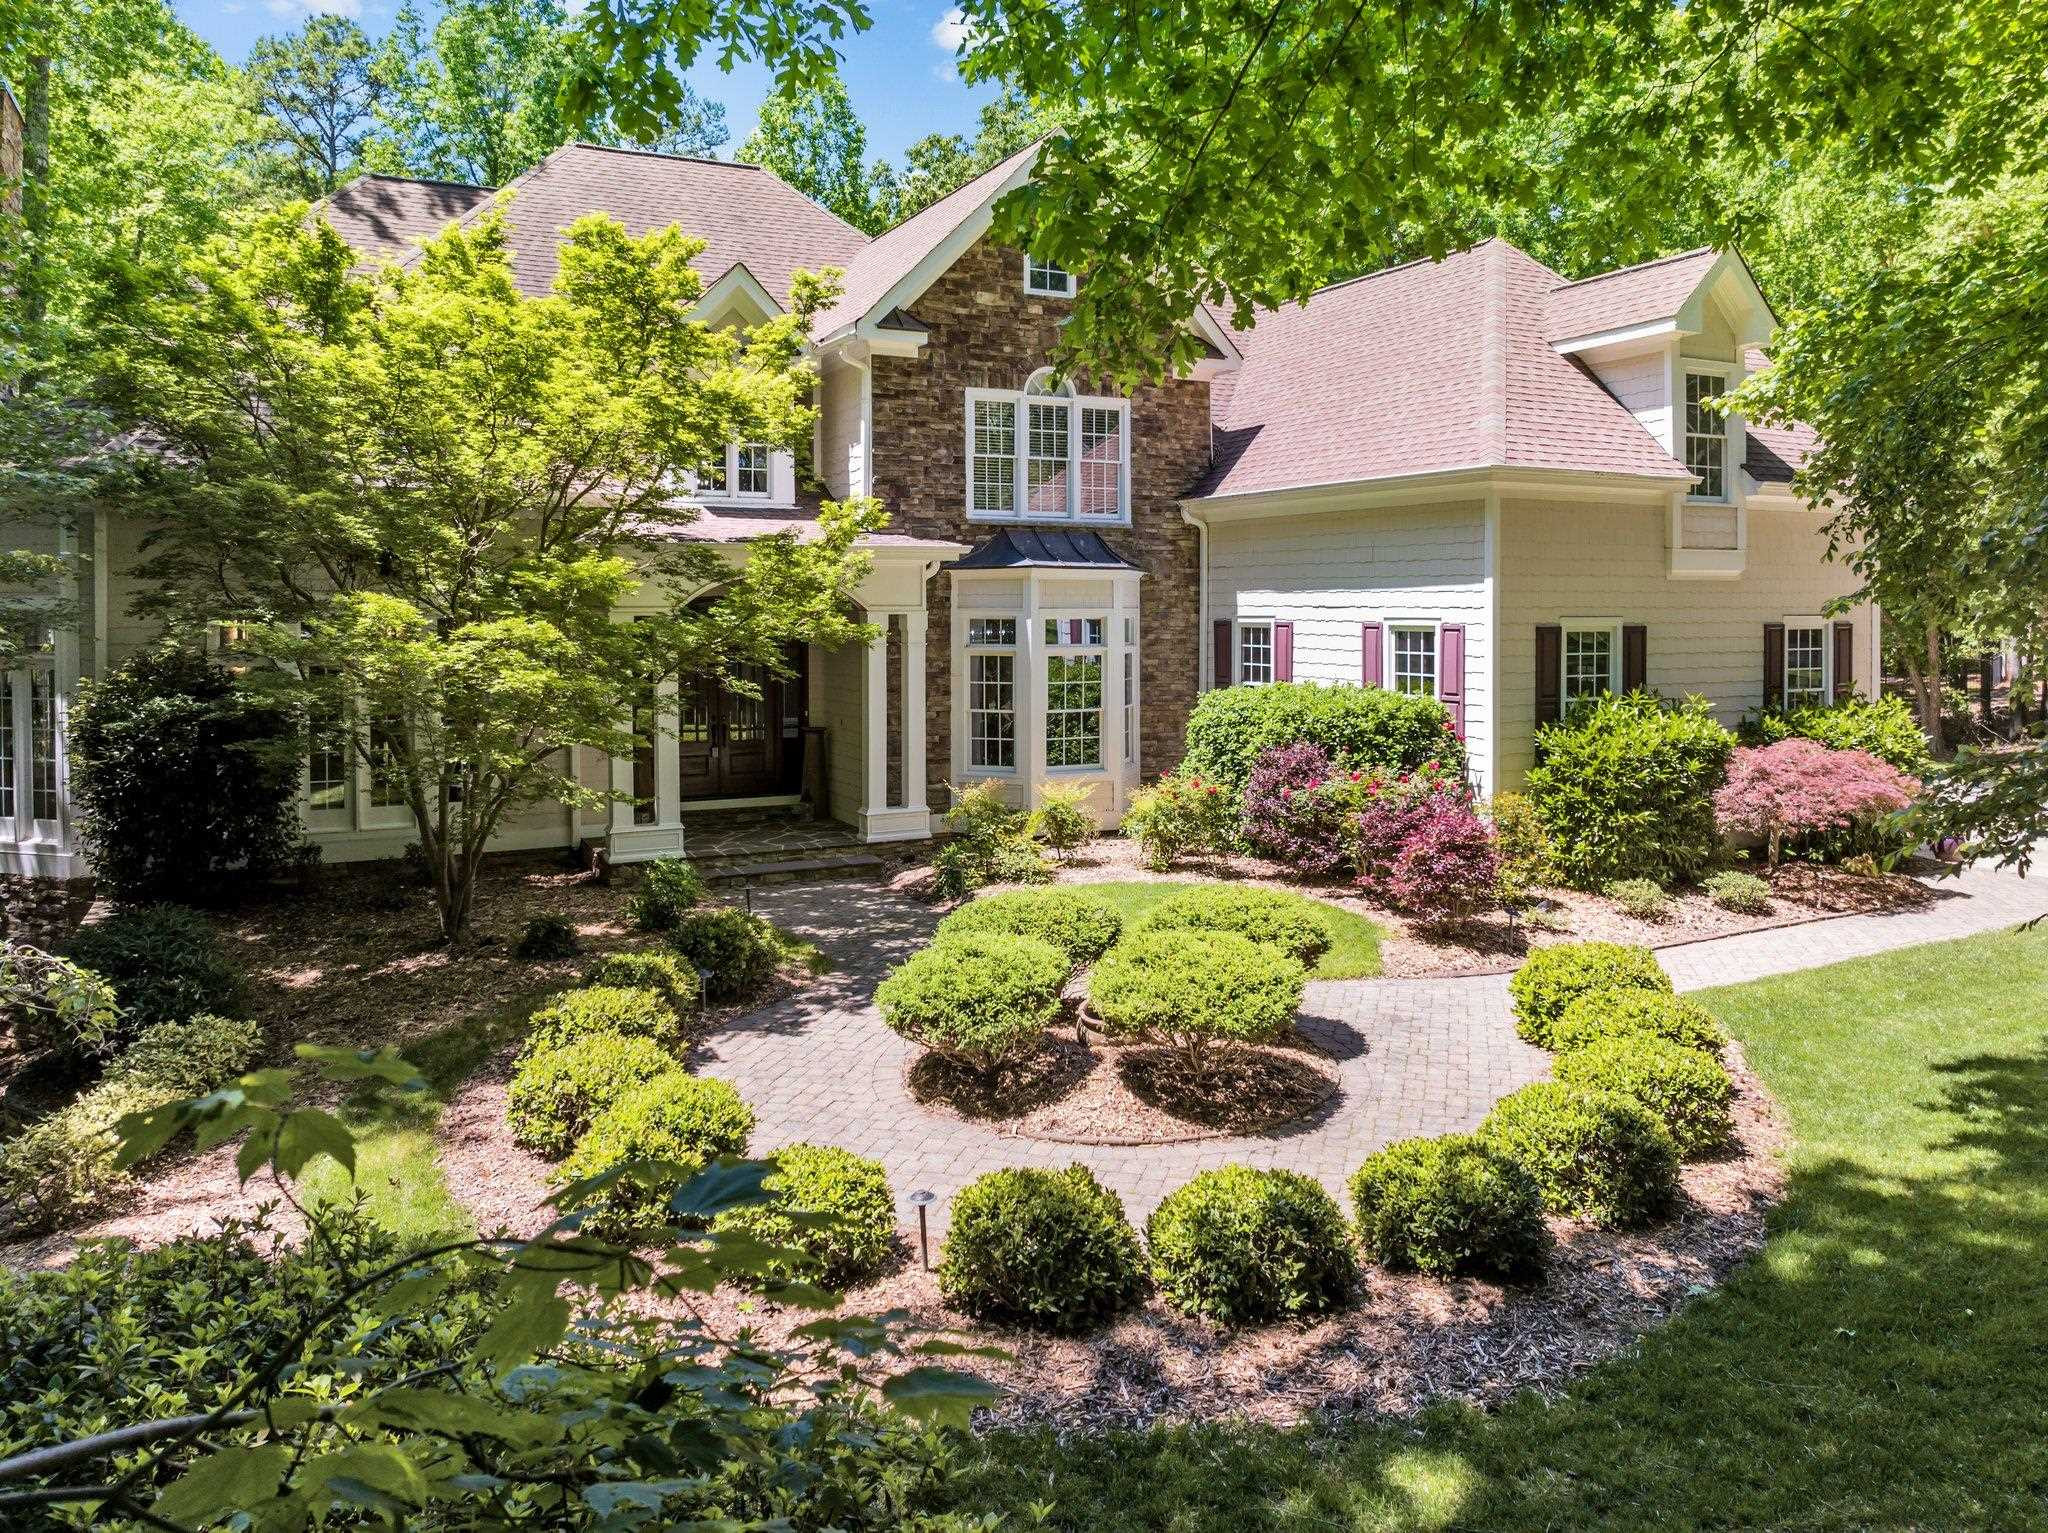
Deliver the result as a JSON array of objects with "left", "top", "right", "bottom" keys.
[{"left": 699, "top": 852, "right": 886, "bottom": 887}]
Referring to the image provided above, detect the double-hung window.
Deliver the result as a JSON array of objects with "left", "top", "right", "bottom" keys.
[
  {"left": 1121, "top": 617, "right": 1137, "bottom": 765},
  {"left": 1784, "top": 620, "right": 1828, "bottom": 707},
  {"left": 1025, "top": 255, "right": 1074, "bottom": 297},
  {"left": 692, "top": 443, "right": 775, "bottom": 500},
  {"left": 1390, "top": 626, "right": 1437, "bottom": 696},
  {"left": 966, "top": 618, "right": 1018, "bottom": 771},
  {"left": 967, "top": 371, "right": 1128, "bottom": 522},
  {"left": 1684, "top": 371, "right": 1729, "bottom": 500},
  {"left": 1562, "top": 624, "right": 1618, "bottom": 702},
  {"left": 1044, "top": 617, "right": 1105, "bottom": 769},
  {"left": 0, "top": 644, "right": 62, "bottom": 841},
  {"left": 1236, "top": 621, "right": 1274, "bottom": 685},
  {"left": 734, "top": 443, "right": 770, "bottom": 497}
]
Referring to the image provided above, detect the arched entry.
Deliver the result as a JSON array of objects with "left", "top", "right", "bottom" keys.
[{"left": 676, "top": 642, "right": 807, "bottom": 801}]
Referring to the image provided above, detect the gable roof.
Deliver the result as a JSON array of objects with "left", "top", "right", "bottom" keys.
[
  {"left": 319, "top": 174, "right": 496, "bottom": 264},
  {"left": 1196, "top": 240, "right": 1694, "bottom": 500},
  {"left": 1544, "top": 247, "right": 1721, "bottom": 344}
]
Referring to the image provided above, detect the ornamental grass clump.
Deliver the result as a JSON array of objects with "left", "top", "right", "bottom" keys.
[
  {"left": 1133, "top": 885, "right": 1330, "bottom": 964},
  {"left": 935, "top": 889, "right": 1123, "bottom": 969},
  {"left": 1348, "top": 1133, "right": 1550, "bottom": 1281},
  {"left": 559, "top": 1073, "right": 754, "bottom": 1239},
  {"left": 1551, "top": 989, "right": 1727, "bottom": 1056},
  {"left": 1087, "top": 930, "right": 1305, "bottom": 1073},
  {"left": 1556, "top": 1036, "right": 1735, "bottom": 1158},
  {"left": 506, "top": 1033, "right": 679, "bottom": 1158},
  {"left": 1713, "top": 739, "right": 1918, "bottom": 869},
  {"left": 1145, "top": 1166, "right": 1355, "bottom": 1324},
  {"left": 712, "top": 1143, "right": 897, "bottom": 1287},
  {"left": 875, "top": 931, "right": 1066, "bottom": 1072},
  {"left": 938, "top": 1165, "right": 1146, "bottom": 1330},
  {"left": 1480, "top": 1082, "right": 1679, "bottom": 1228},
  {"left": 1508, "top": 941, "right": 1672, "bottom": 1049}
]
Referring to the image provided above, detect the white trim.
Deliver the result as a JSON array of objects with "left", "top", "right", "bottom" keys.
[
  {"left": 965, "top": 385, "right": 1131, "bottom": 524},
  {"left": 1480, "top": 491, "right": 1500, "bottom": 797},
  {"left": 1233, "top": 618, "right": 1275, "bottom": 686},
  {"left": 690, "top": 261, "right": 781, "bottom": 322},
  {"left": 1781, "top": 615, "right": 1831, "bottom": 709},
  {"left": 1023, "top": 252, "right": 1074, "bottom": 298},
  {"left": 1680, "top": 363, "right": 1736, "bottom": 505},
  {"left": 1551, "top": 317, "right": 1682, "bottom": 355},
  {"left": 1383, "top": 619, "right": 1442, "bottom": 699},
  {"left": 1559, "top": 618, "right": 1623, "bottom": 703},
  {"left": 1181, "top": 503, "right": 1213, "bottom": 690},
  {"left": 1182, "top": 464, "right": 1691, "bottom": 518}
]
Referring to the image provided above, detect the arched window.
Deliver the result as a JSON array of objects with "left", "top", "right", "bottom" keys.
[{"left": 967, "top": 372, "right": 1128, "bottom": 522}]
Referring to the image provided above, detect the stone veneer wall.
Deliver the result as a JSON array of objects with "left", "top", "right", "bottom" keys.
[
  {"left": 869, "top": 236, "right": 1214, "bottom": 791},
  {"left": 1, "top": 82, "right": 21, "bottom": 217}
]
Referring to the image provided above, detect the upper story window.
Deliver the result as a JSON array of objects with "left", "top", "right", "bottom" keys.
[
  {"left": 1684, "top": 371, "right": 1729, "bottom": 500},
  {"left": 691, "top": 443, "right": 779, "bottom": 502},
  {"left": 967, "top": 371, "right": 1129, "bottom": 523},
  {"left": 734, "top": 443, "right": 770, "bottom": 497},
  {"left": 1025, "top": 254, "right": 1074, "bottom": 298}
]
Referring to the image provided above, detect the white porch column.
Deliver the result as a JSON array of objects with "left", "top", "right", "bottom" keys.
[
  {"left": 902, "top": 613, "right": 928, "bottom": 813},
  {"left": 858, "top": 610, "right": 936, "bottom": 843},
  {"left": 863, "top": 618, "right": 890, "bottom": 821}
]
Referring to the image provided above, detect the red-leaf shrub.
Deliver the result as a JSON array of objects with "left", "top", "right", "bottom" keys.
[
  {"left": 1383, "top": 791, "right": 1501, "bottom": 918},
  {"left": 1240, "top": 743, "right": 1349, "bottom": 874},
  {"left": 1713, "top": 739, "right": 1918, "bottom": 867}
]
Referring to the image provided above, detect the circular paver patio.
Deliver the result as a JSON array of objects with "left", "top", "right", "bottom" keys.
[{"left": 697, "top": 860, "right": 2048, "bottom": 1236}]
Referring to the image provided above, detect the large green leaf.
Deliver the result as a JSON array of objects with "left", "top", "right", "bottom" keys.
[
  {"left": 880, "top": 1366, "right": 1002, "bottom": 1432},
  {"left": 274, "top": 1107, "right": 356, "bottom": 1179},
  {"left": 298, "top": 1043, "right": 428, "bottom": 1091},
  {"left": 153, "top": 1443, "right": 295, "bottom": 1525}
]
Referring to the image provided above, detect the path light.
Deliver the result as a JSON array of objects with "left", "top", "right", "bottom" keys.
[{"left": 908, "top": 1188, "right": 937, "bottom": 1271}]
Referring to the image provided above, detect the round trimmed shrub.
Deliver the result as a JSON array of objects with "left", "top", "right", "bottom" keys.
[
  {"left": 1145, "top": 1166, "right": 1355, "bottom": 1324},
  {"left": 107, "top": 1014, "right": 263, "bottom": 1098},
  {"left": 1087, "top": 930, "right": 1305, "bottom": 1072},
  {"left": 1133, "top": 885, "right": 1331, "bottom": 965},
  {"left": 506, "top": 1034, "right": 678, "bottom": 1158},
  {"left": 625, "top": 857, "right": 705, "bottom": 932},
  {"left": 583, "top": 949, "right": 700, "bottom": 1015},
  {"left": 1348, "top": 1134, "right": 1550, "bottom": 1281},
  {"left": 559, "top": 1073, "right": 755, "bottom": 1239},
  {"left": 1551, "top": 990, "right": 1726, "bottom": 1057},
  {"left": 669, "top": 907, "right": 780, "bottom": 1001},
  {"left": 1555, "top": 1037, "right": 1735, "bottom": 1158},
  {"left": 516, "top": 915, "right": 581, "bottom": 960},
  {"left": 1704, "top": 870, "right": 1772, "bottom": 914},
  {"left": 876, "top": 931, "right": 1066, "bottom": 1071},
  {"left": 69, "top": 905, "right": 243, "bottom": 1037},
  {"left": 525, "top": 985, "right": 684, "bottom": 1055},
  {"left": 1480, "top": 1082, "right": 1679, "bottom": 1229},
  {"left": 1508, "top": 942, "right": 1671, "bottom": 1049},
  {"left": 938, "top": 1165, "right": 1145, "bottom": 1330},
  {"left": 711, "top": 1143, "right": 896, "bottom": 1287},
  {"left": 936, "top": 889, "right": 1123, "bottom": 968}
]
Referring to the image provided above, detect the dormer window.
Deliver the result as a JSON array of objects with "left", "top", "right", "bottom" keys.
[
  {"left": 690, "top": 443, "right": 783, "bottom": 503},
  {"left": 1024, "top": 254, "right": 1074, "bottom": 298},
  {"left": 734, "top": 443, "right": 770, "bottom": 498},
  {"left": 1684, "top": 371, "right": 1729, "bottom": 500}
]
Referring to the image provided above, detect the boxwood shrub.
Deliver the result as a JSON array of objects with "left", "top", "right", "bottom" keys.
[
  {"left": 1480, "top": 1082, "right": 1679, "bottom": 1228},
  {"left": 1348, "top": 1133, "right": 1550, "bottom": 1281},
  {"left": 936, "top": 889, "right": 1124, "bottom": 969},
  {"left": 1181, "top": 681, "right": 1464, "bottom": 793},
  {"left": 938, "top": 1165, "right": 1146, "bottom": 1330},
  {"left": 1555, "top": 1037, "right": 1735, "bottom": 1157},
  {"left": 107, "top": 1013, "right": 263, "bottom": 1098},
  {"left": 1703, "top": 869, "right": 1772, "bottom": 914},
  {"left": 506, "top": 1034, "right": 679, "bottom": 1158},
  {"left": 1525, "top": 693, "right": 1735, "bottom": 888},
  {"left": 625, "top": 857, "right": 706, "bottom": 932},
  {"left": 1145, "top": 1166, "right": 1355, "bottom": 1324},
  {"left": 526, "top": 985, "right": 684, "bottom": 1055},
  {"left": 583, "top": 949, "right": 700, "bottom": 1015},
  {"left": 669, "top": 907, "right": 781, "bottom": 1002},
  {"left": 1508, "top": 941, "right": 1672, "bottom": 1049},
  {"left": 68, "top": 904, "right": 242, "bottom": 1036},
  {"left": 712, "top": 1143, "right": 896, "bottom": 1287},
  {"left": 1551, "top": 989, "right": 1727, "bottom": 1056},
  {"left": 1132, "top": 885, "right": 1331, "bottom": 965},
  {"left": 875, "top": 931, "right": 1066, "bottom": 1071},
  {"left": 1087, "top": 930, "right": 1305, "bottom": 1071},
  {"left": 559, "top": 1073, "right": 755, "bottom": 1239}
]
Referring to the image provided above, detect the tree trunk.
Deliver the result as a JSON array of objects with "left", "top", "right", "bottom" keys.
[{"left": 1903, "top": 621, "right": 1947, "bottom": 758}]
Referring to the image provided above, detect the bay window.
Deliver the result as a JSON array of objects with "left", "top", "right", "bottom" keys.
[
  {"left": 966, "top": 618, "right": 1018, "bottom": 770},
  {"left": 1044, "top": 617, "right": 1105, "bottom": 769},
  {"left": 966, "top": 372, "right": 1128, "bottom": 522},
  {"left": 1685, "top": 371, "right": 1729, "bottom": 500}
]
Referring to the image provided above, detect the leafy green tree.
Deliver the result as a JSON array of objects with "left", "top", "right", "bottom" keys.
[
  {"left": 739, "top": 75, "right": 876, "bottom": 230},
  {"left": 870, "top": 90, "right": 1049, "bottom": 226},
  {"left": 95, "top": 208, "right": 879, "bottom": 940},
  {"left": 246, "top": 14, "right": 390, "bottom": 194}
]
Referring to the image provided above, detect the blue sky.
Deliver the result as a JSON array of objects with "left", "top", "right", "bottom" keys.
[{"left": 171, "top": 0, "right": 995, "bottom": 165}]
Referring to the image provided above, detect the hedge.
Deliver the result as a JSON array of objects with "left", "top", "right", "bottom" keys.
[
  {"left": 1087, "top": 929, "right": 1304, "bottom": 1071},
  {"left": 875, "top": 931, "right": 1066, "bottom": 1071},
  {"left": 1550, "top": 990, "right": 1727, "bottom": 1056},
  {"left": 525, "top": 985, "right": 684, "bottom": 1056},
  {"left": 558, "top": 1073, "right": 755, "bottom": 1239},
  {"left": 1181, "top": 682, "right": 1464, "bottom": 792},
  {"left": 1132, "top": 885, "right": 1331, "bottom": 965},
  {"left": 505, "top": 1033, "right": 679, "bottom": 1158}
]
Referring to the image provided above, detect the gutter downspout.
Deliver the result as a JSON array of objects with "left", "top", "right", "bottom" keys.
[{"left": 1180, "top": 501, "right": 1210, "bottom": 692}]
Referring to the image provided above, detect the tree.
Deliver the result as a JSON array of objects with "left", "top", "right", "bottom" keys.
[
  {"left": 634, "top": 79, "right": 728, "bottom": 157},
  {"left": 739, "top": 75, "right": 875, "bottom": 230},
  {"left": 869, "top": 89, "right": 1049, "bottom": 226},
  {"left": 95, "top": 208, "right": 881, "bottom": 940},
  {"left": 246, "top": 14, "right": 389, "bottom": 194}
]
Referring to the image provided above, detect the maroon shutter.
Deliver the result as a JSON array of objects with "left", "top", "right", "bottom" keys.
[
  {"left": 1832, "top": 621, "right": 1855, "bottom": 702},
  {"left": 1273, "top": 621, "right": 1294, "bottom": 682},
  {"left": 1438, "top": 624, "right": 1466, "bottom": 739},
  {"left": 1212, "top": 619, "right": 1233, "bottom": 689},
  {"left": 1622, "top": 624, "right": 1648, "bottom": 694},
  {"left": 1535, "top": 625, "right": 1563, "bottom": 726},
  {"left": 1763, "top": 622, "right": 1786, "bottom": 709},
  {"left": 1360, "top": 622, "right": 1384, "bottom": 687}
]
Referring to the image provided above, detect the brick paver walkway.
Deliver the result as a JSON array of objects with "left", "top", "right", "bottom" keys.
[{"left": 696, "top": 861, "right": 2047, "bottom": 1236}]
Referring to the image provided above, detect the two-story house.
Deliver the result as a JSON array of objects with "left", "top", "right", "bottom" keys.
[{"left": 20, "top": 139, "right": 1864, "bottom": 877}]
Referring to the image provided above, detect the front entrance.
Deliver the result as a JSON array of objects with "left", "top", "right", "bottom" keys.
[{"left": 676, "top": 648, "right": 806, "bottom": 800}]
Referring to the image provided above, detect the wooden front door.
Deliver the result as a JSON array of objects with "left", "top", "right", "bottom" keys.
[{"left": 677, "top": 663, "right": 786, "bottom": 800}]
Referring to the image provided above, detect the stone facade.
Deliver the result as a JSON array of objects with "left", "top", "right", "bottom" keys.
[
  {"left": 1, "top": 80, "right": 21, "bottom": 217},
  {"left": 868, "top": 235, "right": 1213, "bottom": 792}
]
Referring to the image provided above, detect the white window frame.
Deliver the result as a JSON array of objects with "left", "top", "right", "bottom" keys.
[
  {"left": 690, "top": 442, "right": 785, "bottom": 504},
  {"left": 733, "top": 442, "right": 771, "bottom": 499},
  {"left": 964, "top": 379, "right": 1130, "bottom": 524},
  {"left": 1121, "top": 616, "right": 1137, "bottom": 766},
  {"left": 1023, "top": 253, "right": 1075, "bottom": 298},
  {"left": 1561, "top": 619, "right": 1621, "bottom": 704},
  {"left": 1234, "top": 619, "right": 1275, "bottom": 686},
  {"left": 0, "top": 654, "right": 64, "bottom": 847},
  {"left": 301, "top": 668, "right": 354, "bottom": 833},
  {"left": 1385, "top": 621, "right": 1441, "bottom": 698},
  {"left": 964, "top": 617, "right": 1019, "bottom": 774},
  {"left": 1783, "top": 617, "right": 1830, "bottom": 709},
  {"left": 1683, "top": 366, "right": 1733, "bottom": 503},
  {"left": 1041, "top": 612, "right": 1107, "bottom": 772}
]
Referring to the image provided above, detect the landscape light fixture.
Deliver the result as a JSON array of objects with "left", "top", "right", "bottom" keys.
[{"left": 908, "top": 1188, "right": 937, "bottom": 1270}]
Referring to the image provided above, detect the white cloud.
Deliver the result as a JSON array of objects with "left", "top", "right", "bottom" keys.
[
  {"left": 262, "top": 0, "right": 364, "bottom": 18},
  {"left": 930, "top": 7, "right": 975, "bottom": 53}
]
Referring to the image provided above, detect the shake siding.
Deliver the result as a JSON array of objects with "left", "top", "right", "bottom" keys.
[
  {"left": 817, "top": 362, "right": 864, "bottom": 500},
  {"left": 1586, "top": 350, "right": 1670, "bottom": 451},
  {"left": 1204, "top": 501, "right": 1494, "bottom": 792},
  {"left": 1494, "top": 497, "right": 1869, "bottom": 785}
]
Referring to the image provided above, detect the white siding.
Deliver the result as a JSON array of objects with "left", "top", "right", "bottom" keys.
[
  {"left": 1585, "top": 348, "right": 1672, "bottom": 453},
  {"left": 817, "top": 360, "right": 866, "bottom": 500},
  {"left": 1205, "top": 500, "right": 1495, "bottom": 793}
]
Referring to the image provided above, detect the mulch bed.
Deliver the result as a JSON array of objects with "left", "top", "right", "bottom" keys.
[{"left": 906, "top": 1028, "right": 1340, "bottom": 1145}]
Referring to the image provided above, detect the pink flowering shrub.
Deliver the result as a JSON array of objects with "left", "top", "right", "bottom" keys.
[
  {"left": 1241, "top": 743, "right": 1350, "bottom": 874},
  {"left": 1713, "top": 739, "right": 1919, "bottom": 868}
]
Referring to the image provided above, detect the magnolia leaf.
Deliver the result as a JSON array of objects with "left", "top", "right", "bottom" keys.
[
  {"left": 880, "top": 1367, "right": 1001, "bottom": 1433},
  {"left": 112, "top": 1099, "right": 192, "bottom": 1170},
  {"left": 664, "top": 1157, "right": 776, "bottom": 1221},
  {"left": 347, "top": 1386, "right": 563, "bottom": 1446},
  {"left": 476, "top": 1292, "right": 572, "bottom": 1371},
  {"left": 154, "top": 1443, "right": 295, "bottom": 1525},
  {"left": 297, "top": 1043, "right": 428, "bottom": 1091},
  {"left": 275, "top": 1107, "right": 356, "bottom": 1179}
]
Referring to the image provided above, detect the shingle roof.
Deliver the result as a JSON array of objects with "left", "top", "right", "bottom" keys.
[
  {"left": 1545, "top": 247, "right": 1720, "bottom": 343},
  {"left": 951, "top": 528, "right": 1140, "bottom": 570},
  {"left": 1196, "top": 240, "right": 1694, "bottom": 499},
  {"left": 319, "top": 174, "right": 496, "bottom": 264},
  {"left": 411, "top": 144, "right": 871, "bottom": 308},
  {"left": 809, "top": 141, "right": 1039, "bottom": 340}
]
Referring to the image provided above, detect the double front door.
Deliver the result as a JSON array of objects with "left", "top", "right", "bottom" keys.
[{"left": 677, "top": 660, "right": 788, "bottom": 800}]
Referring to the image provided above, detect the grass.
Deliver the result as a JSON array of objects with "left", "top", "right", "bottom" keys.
[
  {"left": 1074, "top": 881, "right": 1384, "bottom": 979},
  {"left": 944, "top": 923, "right": 2048, "bottom": 1529}
]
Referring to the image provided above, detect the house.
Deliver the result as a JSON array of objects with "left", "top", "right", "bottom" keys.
[{"left": 14, "top": 140, "right": 1866, "bottom": 878}]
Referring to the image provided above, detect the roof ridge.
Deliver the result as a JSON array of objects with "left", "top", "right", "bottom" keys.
[
  {"left": 1550, "top": 245, "right": 1716, "bottom": 293},
  {"left": 564, "top": 141, "right": 763, "bottom": 171},
  {"left": 344, "top": 171, "right": 493, "bottom": 192},
  {"left": 1476, "top": 240, "right": 1510, "bottom": 467}
]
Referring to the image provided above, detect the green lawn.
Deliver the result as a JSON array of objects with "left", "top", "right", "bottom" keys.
[
  {"left": 1076, "top": 881, "right": 1384, "bottom": 979},
  {"left": 945, "top": 924, "right": 2048, "bottom": 1529}
]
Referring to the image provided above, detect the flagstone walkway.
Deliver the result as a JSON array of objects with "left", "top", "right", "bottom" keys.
[{"left": 694, "top": 860, "right": 2047, "bottom": 1236}]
